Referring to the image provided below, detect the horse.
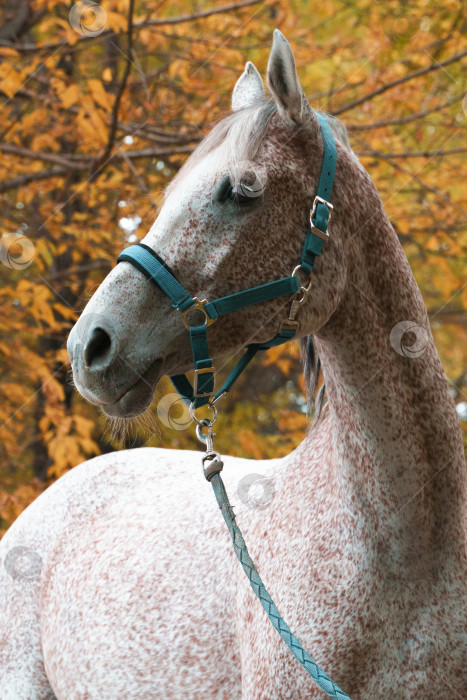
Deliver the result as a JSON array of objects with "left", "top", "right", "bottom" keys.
[{"left": 1, "top": 29, "right": 466, "bottom": 699}]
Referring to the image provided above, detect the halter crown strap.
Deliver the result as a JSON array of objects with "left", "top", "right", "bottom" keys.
[
  {"left": 301, "top": 113, "right": 337, "bottom": 273},
  {"left": 116, "top": 110, "right": 337, "bottom": 407}
]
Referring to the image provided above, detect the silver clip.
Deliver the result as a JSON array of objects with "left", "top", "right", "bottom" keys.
[
  {"left": 195, "top": 420, "right": 224, "bottom": 480},
  {"left": 205, "top": 426, "right": 215, "bottom": 454},
  {"left": 195, "top": 419, "right": 215, "bottom": 448}
]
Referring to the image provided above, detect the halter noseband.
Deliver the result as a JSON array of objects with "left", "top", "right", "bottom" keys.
[{"left": 117, "top": 112, "right": 336, "bottom": 410}]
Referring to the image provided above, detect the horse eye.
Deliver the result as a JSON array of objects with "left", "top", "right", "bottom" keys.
[{"left": 217, "top": 176, "right": 234, "bottom": 203}]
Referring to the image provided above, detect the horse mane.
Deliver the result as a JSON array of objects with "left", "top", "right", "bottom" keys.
[{"left": 166, "top": 100, "right": 352, "bottom": 426}]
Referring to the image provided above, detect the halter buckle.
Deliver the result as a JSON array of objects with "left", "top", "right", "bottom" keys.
[
  {"left": 310, "top": 195, "right": 333, "bottom": 240},
  {"left": 181, "top": 297, "right": 216, "bottom": 330},
  {"left": 193, "top": 366, "right": 215, "bottom": 397}
]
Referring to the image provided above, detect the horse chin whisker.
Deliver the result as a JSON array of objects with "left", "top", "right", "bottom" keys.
[
  {"left": 101, "top": 404, "right": 162, "bottom": 446},
  {"left": 130, "top": 409, "right": 162, "bottom": 443},
  {"left": 102, "top": 412, "right": 133, "bottom": 444}
]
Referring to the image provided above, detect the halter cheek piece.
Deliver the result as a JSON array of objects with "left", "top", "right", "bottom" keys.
[{"left": 117, "top": 112, "right": 336, "bottom": 410}]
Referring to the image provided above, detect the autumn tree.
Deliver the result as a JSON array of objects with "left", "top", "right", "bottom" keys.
[{"left": 0, "top": 0, "right": 466, "bottom": 534}]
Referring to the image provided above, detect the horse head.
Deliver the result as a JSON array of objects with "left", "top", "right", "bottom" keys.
[{"left": 68, "top": 30, "right": 351, "bottom": 418}]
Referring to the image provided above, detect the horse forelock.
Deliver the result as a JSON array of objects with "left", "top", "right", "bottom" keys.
[{"left": 165, "top": 101, "right": 350, "bottom": 197}]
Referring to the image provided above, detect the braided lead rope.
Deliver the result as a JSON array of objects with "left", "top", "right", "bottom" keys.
[{"left": 208, "top": 470, "right": 352, "bottom": 700}]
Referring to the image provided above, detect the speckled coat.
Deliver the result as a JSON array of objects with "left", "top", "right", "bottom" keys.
[{"left": 1, "top": 30, "right": 466, "bottom": 700}]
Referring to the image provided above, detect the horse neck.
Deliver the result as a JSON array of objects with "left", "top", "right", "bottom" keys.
[{"left": 301, "top": 159, "right": 466, "bottom": 570}]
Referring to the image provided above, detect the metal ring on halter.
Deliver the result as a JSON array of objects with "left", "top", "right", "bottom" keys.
[
  {"left": 291, "top": 265, "right": 313, "bottom": 294},
  {"left": 189, "top": 400, "right": 218, "bottom": 427},
  {"left": 181, "top": 297, "right": 216, "bottom": 330},
  {"left": 294, "top": 287, "right": 308, "bottom": 305}
]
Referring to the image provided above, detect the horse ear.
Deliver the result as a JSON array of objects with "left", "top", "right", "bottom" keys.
[
  {"left": 232, "top": 61, "right": 265, "bottom": 111},
  {"left": 267, "top": 29, "right": 313, "bottom": 124}
]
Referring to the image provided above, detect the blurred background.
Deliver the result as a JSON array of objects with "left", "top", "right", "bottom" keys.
[{"left": 0, "top": 0, "right": 466, "bottom": 535}]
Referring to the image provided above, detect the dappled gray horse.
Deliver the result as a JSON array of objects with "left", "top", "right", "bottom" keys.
[{"left": 1, "top": 30, "right": 466, "bottom": 700}]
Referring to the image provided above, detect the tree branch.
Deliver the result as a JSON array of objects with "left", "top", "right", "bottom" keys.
[
  {"left": 121, "top": 153, "right": 157, "bottom": 208},
  {"left": 45, "top": 261, "right": 112, "bottom": 282},
  {"left": 90, "top": 0, "right": 135, "bottom": 179},
  {"left": 0, "top": 143, "right": 194, "bottom": 169},
  {"left": 0, "top": 1, "right": 46, "bottom": 42},
  {"left": 109, "top": 145, "right": 195, "bottom": 160},
  {"left": 140, "top": 0, "right": 262, "bottom": 28},
  {"left": 0, "top": 0, "right": 262, "bottom": 51},
  {"left": 0, "top": 143, "right": 88, "bottom": 169},
  {"left": 0, "top": 167, "right": 68, "bottom": 193},
  {"left": 1, "top": 85, "right": 204, "bottom": 148},
  {"left": 358, "top": 146, "right": 467, "bottom": 159},
  {"left": 346, "top": 93, "right": 465, "bottom": 131},
  {"left": 0, "top": 144, "right": 195, "bottom": 193},
  {"left": 356, "top": 140, "right": 467, "bottom": 219},
  {"left": 333, "top": 50, "right": 467, "bottom": 116},
  {"left": 0, "top": 0, "right": 30, "bottom": 41}
]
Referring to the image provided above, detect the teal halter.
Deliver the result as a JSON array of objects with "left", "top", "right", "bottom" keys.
[{"left": 117, "top": 112, "right": 336, "bottom": 409}]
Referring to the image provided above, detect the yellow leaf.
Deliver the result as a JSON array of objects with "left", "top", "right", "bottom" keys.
[
  {"left": 88, "top": 107, "right": 109, "bottom": 144},
  {"left": 88, "top": 79, "right": 113, "bottom": 112},
  {"left": 42, "top": 375, "right": 65, "bottom": 403},
  {"left": 106, "top": 11, "right": 128, "bottom": 33},
  {"left": 397, "top": 219, "right": 411, "bottom": 235},
  {"left": 0, "top": 48, "right": 19, "bottom": 57},
  {"left": 168, "top": 60, "right": 184, "bottom": 79},
  {"left": 56, "top": 347, "right": 71, "bottom": 364},
  {"left": 74, "top": 414, "right": 94, "bottom": 436},
  {"left": 60, "top": 83, "right": 81, "bottom": 108},
  {"left": 426, "top": 236, "right": 439, "bottom": 251},
  {"left": 53, "top": 303, "right": 78, "bottom": 321},
  {"left": 102, "top": 67, "right": 113, "bottom": 82},
  {"left": 39, "top": 416, "right": 50, "bottom": 433},
  {"left": 79, "top": 438, "right": 99, "bottom": 454},
  {"left": 0, "top": 66, "right": 23, "bottom": 99}
]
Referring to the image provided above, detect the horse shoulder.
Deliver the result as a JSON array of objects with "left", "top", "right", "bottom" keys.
[{"left": 31, "top": 447, "right": 280, "bottom": 698}]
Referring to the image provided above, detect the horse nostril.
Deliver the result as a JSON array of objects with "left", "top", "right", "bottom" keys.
[{"left": 84, "top": 327, "right": 113, "bottom": 369}]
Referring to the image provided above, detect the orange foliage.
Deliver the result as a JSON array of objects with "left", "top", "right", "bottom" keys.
[{"left": 0, "top": 0, "right": 466, "bottom": 533}]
